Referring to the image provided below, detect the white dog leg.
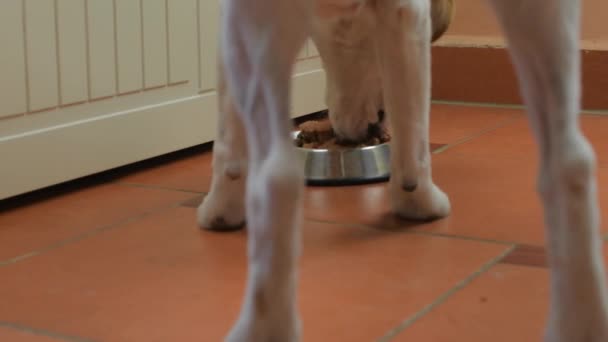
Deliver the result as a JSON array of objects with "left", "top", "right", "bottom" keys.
[
  {"left": 197, "top": 64, "right": 247, "bottom": 231},
  {"left": 488, "top": 0, "right": 608, "bottom": 341},
  {"left": 220, "top": 0, "right": 311, "bottom": 341},
  {"left": 375, "top": 0, "right": 450, "bottom": 220}
]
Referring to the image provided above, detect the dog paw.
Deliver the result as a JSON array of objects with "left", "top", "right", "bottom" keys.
[
  {"left": 197, "top": 191, "right": 245, "bottom": 231},
  {"left": 389, "top": 180, "right": 451, "bottom": 220}
]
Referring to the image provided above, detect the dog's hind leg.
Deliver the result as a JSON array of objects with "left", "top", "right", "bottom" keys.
[
  {"left": 488, "top": 0, "right": 608, "bottom": 341},
  {"left": 220, "top": 0, "right": 311, "bottom": 341},
  {"left": 197, "top": 62, "right": 247, "bottom": 231},
  {"left": 374, "top": 0, "right": 450, "bottom": 220}
]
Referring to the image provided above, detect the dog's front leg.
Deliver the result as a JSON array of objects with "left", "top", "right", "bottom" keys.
[
  {"left": 220, "top": 0, "right": 311, "bottom": 341},
  {"left": 374, "top": 0, "right": 450, "bottom": 220},
  {"left": 198, "top": 62, "right": 247, "bottom": 231},
  {"left": 488, "top": 0, "right": 608, "bottom": 341}
]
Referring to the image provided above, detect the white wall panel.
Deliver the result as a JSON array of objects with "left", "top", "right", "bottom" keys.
[
  {"left": 168, "top": 0, "right": 197, "bottom": 85},
  {"left": 142, "top": 0, "right": 168, "bottom": 89},
  {"left": 87, "top": 0, "right": 117, "bottom": 99},
  {"left": 115, "top": 0, "right": 144, "bottom": 94},
  {"left": 0, "top": 0, "right": 27, "bottom": 117},
  {"left": 57, "top": 0, "right": 88, "bottom": 105},
  {"left": 24, "top": 0, "right": 59, "bottom": 111},
  {"left": 198, "top": 0, "right": 219, "bottom": 92}
]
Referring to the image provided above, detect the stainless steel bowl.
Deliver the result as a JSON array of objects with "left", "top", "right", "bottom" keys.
[{"left": 293, "top": 131, "right": 391, "bottom": 185}]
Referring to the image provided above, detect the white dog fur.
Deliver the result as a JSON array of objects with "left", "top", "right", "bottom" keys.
[{"left": 198, "top": 0, "right": 608, "bottom": 341}]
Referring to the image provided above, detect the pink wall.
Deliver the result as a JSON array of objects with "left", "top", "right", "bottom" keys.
[{"left": 443, "top": 0, "right": 608, "bottom": 49}]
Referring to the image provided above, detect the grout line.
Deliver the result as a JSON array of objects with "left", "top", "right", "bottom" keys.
[
  {"left": 53, "top": 0, "right": 63, "bottom": 106},
  {"left": 305, "top": 218, "right": 517, "bottom": 246},
  {"left": 377, "top": 245, "right": 516, "bottom": 342},
  {"left": 22, "top": 0, "right": 31, "bottom": 114},
  {"left": 84, "top": 0, "right": 92, "bottom": 101},
  {"left": 114, "top": 181, "right": 206, "bottom": 195},
  {"left": 581, "top": 109, "right": 608, "bottom": 116},
  {"left": 432, "top": 116, "right": 519, "bottom": 155},
  {"left": 0, "top": 204, "right": 181, "bottom": 268},
  {"left": 431, "top": 99, "right": 527, "bottom": 110},
  {"left": 195, "top": 0, "right": 202, "bottom": 90},
  {"left": 112, "top": 0, "right": 119, "bottom": 95},
  {"left": 139, "top": 0, "right": 146, "bottom": 88},
  {"left": 0, "top": 321, "right": 97, "bottom": 342},
  {"left": 403, "top": 230, "right": 517, "bottom": 246},
  {"left": 432, "top": 99, "right": 608, "bottom": 116},
  {"left": 164, "top": 0, "right": 170, "bottom": 84}
]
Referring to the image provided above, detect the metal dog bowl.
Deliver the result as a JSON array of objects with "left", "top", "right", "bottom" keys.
[{"left": 293, "top": 131, "right": 391, "bottom": 185}]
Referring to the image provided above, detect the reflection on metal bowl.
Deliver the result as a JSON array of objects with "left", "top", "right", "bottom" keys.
[{"left": 293, "top": 131, "right": 391, "bottom": 185}]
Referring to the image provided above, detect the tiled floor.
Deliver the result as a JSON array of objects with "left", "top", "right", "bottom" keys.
[{"left": 1, "top": 103, "right": 608, "bottom": 342}]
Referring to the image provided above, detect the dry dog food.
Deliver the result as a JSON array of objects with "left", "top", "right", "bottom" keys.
[{"left": 295, "top": 118, "right": 390, "bottom": 149}]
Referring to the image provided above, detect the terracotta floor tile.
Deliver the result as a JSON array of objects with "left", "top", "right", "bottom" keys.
[
  {"left": 117, "top": 152, "right": 213, "bottom": 193},
  {"left": 303, "top": 183, "right": 389, "bottom": 224},
  {"left": 440, "top": 116, "right": 536, "bottom": 160},
  {"left": 298, "top": 229, "right": 508, "bottom": 341},
  {"left": 0, "top": 207, "right": 508, "bottom": 342},
  {"left": 416, "top": 153, "right": 545, "bottom": 244},
  {"left": 393, "top": 246, "right": 608, "bottom": 341},
  {"left": 392, "top": 264, "right": 548, "bottom": 342},
  {"left": 303, "top": 119, "right": 608, "bottom": 245},
  {"left": 0, "top": 184, "right": 192, "bottom": 262},
  {"left": 415, "top": 143, "right": 608, "bottom": 246},
  {"left": 442, "top": 114, "right": 608, "bottom": 168},
  {"left": 429, "top": 103, "right": 521, "bottom": 145},
  {"left": 0, "top": 327, "right": 67, "bottom": 342}
]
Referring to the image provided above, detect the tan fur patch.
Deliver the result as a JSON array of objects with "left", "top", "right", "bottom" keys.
[{"left": 431, "top": 0, "right": 454, "bottom": 42}]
